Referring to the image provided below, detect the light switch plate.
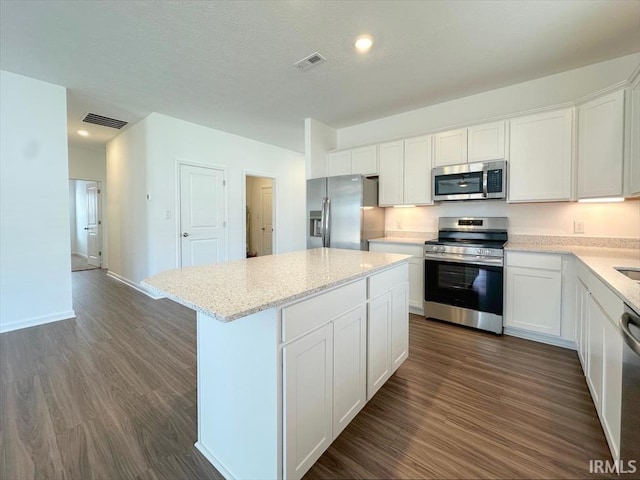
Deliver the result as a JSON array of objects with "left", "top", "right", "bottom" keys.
[{"left": 574, "top": 220, "right": 585, "bottom": 234}]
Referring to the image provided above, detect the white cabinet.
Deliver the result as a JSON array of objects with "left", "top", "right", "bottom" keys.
[
  {"left": 327, "top": 146, "right": 378, "bottom": 177},
  {"left": 351, "top": 145, "right": 378, "bottom": 176},
  {"left": 467, "top": 121, "right": 506, "bottom": 162},
  {"left": 575, "top": 278, "right": 589, "bottom": 370},
  {"left": 378, "top": 140, "right": 405, "bottom": 206},
  {"left": 576, "top": 262, "right": 624, "bottom": 464},
  {"left": 368, "top": 241, "right": 424, "bottom": 315},
  {"left": 578, "top": 90, "right": 625, "bottom": 199},
  {"left": 627, "top": 75, "right": 640, "bottom": 197},
  {"left": 505, "top": 252, "right": 562, "bottom": 337},
  {"left": 508, "top": 108, "right": 573, "bottom": 202},
  {"left": 403, "top": 135, "right": 433, "bottom": 205},
  {"left": 434, "top": 128, "right": 467, "bottom": 166},
  {"left": 367, "top": 263, "right": 410, "bottom": 400},
  {"left": 332, "top": 305, "right": 367, "bottom": 437},
  {"left": 379, "top": 136, "right": 433, "bottom": 206},
  {"left": 434, "top": 121, "right": 505, "bottom": 167},
  {"left": 284, "top": 323, "right": 334, "bottom": 480}
]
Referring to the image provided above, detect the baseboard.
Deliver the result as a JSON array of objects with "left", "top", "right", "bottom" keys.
[
  {"left": 71, "top": 252, "right": 87, "bottom": 258},
  {"left": 106, "top": 271, "right": 163, "bottom": 300},
  {"left": 504, "top": 327, "right": 576, "bottom": 350},
  {"left": 0, "top": 309, "right": 76, "bottom": 334},
  {"left": 409, "top": 306, "right": 424, "bottom": 316},
  {"left": 194, "top": 442, "right": 236, "bottom": 480}
]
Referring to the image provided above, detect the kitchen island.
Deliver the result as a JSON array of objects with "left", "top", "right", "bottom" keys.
[{"left": 142, "top": 248, "right": 410, "bottom": 480}]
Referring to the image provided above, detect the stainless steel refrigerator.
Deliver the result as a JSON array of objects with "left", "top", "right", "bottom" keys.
[{"left": 307, "top": 175, "right": 385, "bottom": 250}]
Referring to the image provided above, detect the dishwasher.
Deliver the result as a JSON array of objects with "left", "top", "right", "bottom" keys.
[{"left": 620, "top": 304, "right": 640, "bottom": 473}]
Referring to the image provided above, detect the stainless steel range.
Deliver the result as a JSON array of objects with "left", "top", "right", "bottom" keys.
[{"left": 423, "top": 217, "right": 508, "bottom": 334}]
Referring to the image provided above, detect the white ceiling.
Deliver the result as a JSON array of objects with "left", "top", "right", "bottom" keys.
[{"left": 1, "top": 0, "right": 639, "bottom": 153}]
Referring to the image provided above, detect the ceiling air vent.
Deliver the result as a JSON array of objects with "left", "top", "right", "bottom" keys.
[
  {"left": 82, "top": 113, "right": 128, "bottom": 129},
  {"left": 294, "top": 52, "right": 326, "bottom": 72}
]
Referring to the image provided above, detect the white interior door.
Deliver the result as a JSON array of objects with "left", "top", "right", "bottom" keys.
[
  {"left": 85, "top": 181, "right": 101, "bottom": 267},
  {"left": 180, "top": 164, "right": 225, "bottom": 267},
  {"left": 260, "top": 185, "right": 273, "bottom": 255}
]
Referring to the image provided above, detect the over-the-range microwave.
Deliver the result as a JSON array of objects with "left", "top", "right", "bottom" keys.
[{"left": 432, "top": 160, "right": 507, "bottom": 201}]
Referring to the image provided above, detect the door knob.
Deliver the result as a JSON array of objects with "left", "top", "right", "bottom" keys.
[
  {"left": 182, "top": 232, "right": 190, "bottom": 237},
  {"left": 84, "top": 227, "right": 89, "bottom": 230}
]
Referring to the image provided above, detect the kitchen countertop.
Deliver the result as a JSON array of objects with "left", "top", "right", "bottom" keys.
[
  {"left": 142, "top": 248, "right": 411, "bottom": 322},
  {"left": 369, "top": 236, "right": 431, "bottom": 246},
  {"left": 506, "top": 242, "right": 640, "bottom": 315}
]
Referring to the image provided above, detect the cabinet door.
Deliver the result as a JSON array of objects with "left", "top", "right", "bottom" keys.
[
  {"left": 578, "top": 90, "right": 624, "bottom": 198},
  {"left": 327, "top": 151, "right": 351, "bottom": 177},
  {"left": 576, "top": 279, "right": 589, "bottom": 371},
  {"left": 628, "top": 77, "right": 640, "bottom": 197},
  {"left": 404, "top": 135, "right": 433, "bottom": 205},
  {"left": 407, "top": 256, "right": 424, "bottom": 312},
  {"left": 378, "top": 141, "right": 404, "bottom": 206},
  {"left": 367, "top": 291, "right": 392, "bottom": 400},
  {"left": 505, "top": 266, "right": 562, "bottom": 336},
  {"left": 468, "top": 121, "right": 505, "bottom": 162},
  {"left": 602, "top": 312, "right": 623, "bottom": 462},
  {"left": 587, "top": 294, "right": 604, "bottom": 410},
  {"left": 284, "top": 323, "right": 333, "bottom": 480},
  {"left": 508, "top": 109, "right": 573, "bottom": 202},
  {"left": 434, "top": 128, "right": 468, "bottom": 167},
  {"left": 391, "top": 282, "right": 409, "bottom": 373},
  {"left": 333, "top": 305, "right": 367, "bottom": 437},
  {"left": 351, "top": 145, "right": 378, "bottom": 176}
]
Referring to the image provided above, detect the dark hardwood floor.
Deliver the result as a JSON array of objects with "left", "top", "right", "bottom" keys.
[{"left": 1, "top": 269, "right": 614, "bottom": 479}]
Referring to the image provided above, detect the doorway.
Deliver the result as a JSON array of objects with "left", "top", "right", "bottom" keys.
[
  {"left": 69, "top": 179, "right": 102, "bottom": 271},
  {"left": 245, "top": 175, "right": 274, "bottom": 258}
]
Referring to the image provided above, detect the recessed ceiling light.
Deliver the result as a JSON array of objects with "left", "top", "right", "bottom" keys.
[
  {"left": 77, "top": 130, "right": 89, "bottom": 137},
  {"left": 355, "top": 34, "right": 373, "bottom": 53}
]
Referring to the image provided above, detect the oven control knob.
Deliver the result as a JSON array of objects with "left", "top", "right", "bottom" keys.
[
  {"left": 477, "top": 248, "right": 484, "bottom": 255},
  {"left": 431, "top": 246, "right": 438, "bottom": 252},
  {"left": 439, "top": 246, "right": 446, "bottom": 253}
]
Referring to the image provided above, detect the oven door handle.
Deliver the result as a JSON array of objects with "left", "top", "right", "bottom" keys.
[
  {"left": 424, "top": 253, "right": 504, "bottom": 267},
  {"left": 620, "top": 312, "right": 640, "bottom": 356}
]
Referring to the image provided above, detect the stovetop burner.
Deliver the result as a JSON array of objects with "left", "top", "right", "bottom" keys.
[{"left": 424, "top": 216, "right": 508, "bottom": 258}]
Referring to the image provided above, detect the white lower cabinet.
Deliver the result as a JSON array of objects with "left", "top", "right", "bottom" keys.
[
  {"left": 284, "top": 323, "right": 334, "bottom": 480},
  {"left": 576, "top": 263, "right": 624, "bottom": 464},
  {"left": 283, "top": 263, "right": 409, "bottom": 480}
]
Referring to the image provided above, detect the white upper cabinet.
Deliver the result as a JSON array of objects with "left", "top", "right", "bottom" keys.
[
  {"left": 327, "top": 146, "right": 378, "bottom": 177},
  {"left": 578, "top": 90, "right": 625, "bottom": 199},
  {"left": 628, "top": 76, "right": 640, "bottom": 197},
  {"left": 467, "top": 121, "right": 506, "bottom": 162},
  {"left": 327, "top": 150, "right": 351, "bottom": 177},
  {"left": 403, "top": 135, "right": 432, "bottom": 205},
  {"left": 350, "top": 145, "right": 378, "bottom": 176},
  {"left": 378, "top": 141, "right": 405, "bottom": 206},
  {"left": 434, "top": 128, "right": 467, "bottom": 166},
  {"left": 508, "top": 108, "right": 573, "bottom": 202}
]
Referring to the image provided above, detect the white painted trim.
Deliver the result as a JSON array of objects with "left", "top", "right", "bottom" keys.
[
  {"left": 503, "top": 327, "right": 576, "bottom": 350},
  {"left": 0, "top": 310, "right": 76, "bottom": 334},
  {"left": 106, "top": 271, "right": 163, "bottom": 300},
  {"left": 194, "top": 442, "right": 236, "bottom": 480}
]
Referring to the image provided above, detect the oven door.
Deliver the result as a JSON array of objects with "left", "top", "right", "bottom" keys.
[{"left": 424, "top": 257, "right": 503, "bottom": 316}]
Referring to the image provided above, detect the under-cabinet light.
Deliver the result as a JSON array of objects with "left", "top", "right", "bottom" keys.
[{"left": 578, "top": 197, "right": 624, "bottom": 203}]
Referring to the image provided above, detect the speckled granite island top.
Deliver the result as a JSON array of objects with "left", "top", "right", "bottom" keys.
[{"left": 142, "top": 248, "right": 411, "bottom": 322}]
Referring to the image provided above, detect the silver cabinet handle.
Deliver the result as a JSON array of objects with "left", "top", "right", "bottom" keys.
[
  {"left": 620, "top": 312, "right": 640, "bottom": 356},
  {"left": 182, "top": 232, "right": 190, "bottom": 238}
]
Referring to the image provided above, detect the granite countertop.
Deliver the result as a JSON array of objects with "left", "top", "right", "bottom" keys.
[
  {"left": 142, "top": 248, "right": 411, "bottom": 322},
  {"left": 506, "top": 242, "right": 640, "bottom": 315},
  {"left": 369, "top": 236, "right": 432, "bottom": 245}
]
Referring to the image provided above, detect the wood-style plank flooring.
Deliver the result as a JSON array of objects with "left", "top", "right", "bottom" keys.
[{"left": 1, "top": 269, "right": 614, "bottom": 479}]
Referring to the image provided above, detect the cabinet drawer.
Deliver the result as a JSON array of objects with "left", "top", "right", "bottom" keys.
[
  {"left": 506, "top": 251, "right": 562, "bottom": 271},
  {"left": 577, "top": 261, "right": 624, "bottom": 324},
  {"left": 282, "top": 279, "right": 366, "bottom": 343},
  {"left": 369, "top": 263, "right": 408, "bottom": 300}
]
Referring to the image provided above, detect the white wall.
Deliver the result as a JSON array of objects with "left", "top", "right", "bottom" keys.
[
  {"left": 0, "top": 70, "right": 74, "bottom": 333},
  {"left": 386, "top": 199, "right": 640, "bottom": 238},
  {"left": 304, "top": 118, "right": 336, "bottom": 179},
  {"left": 106, "top": 119, "right": 149, "bottom": 284},
  {"left": 106, "top": 112, "right": 305, "bottom": 284},
  {"left": 336, "top": 53, "right": 640, "bottom": 148}
]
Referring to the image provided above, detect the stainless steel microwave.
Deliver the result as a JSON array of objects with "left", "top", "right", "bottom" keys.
[{"left": 432, "top": 160, "right": 507, "bottom": 201}]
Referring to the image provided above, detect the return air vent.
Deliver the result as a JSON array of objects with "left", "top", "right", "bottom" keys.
[
  {"left": 82, "top": 113, "right": 128, "bottom": 129},
  {"left": 294, "top": 52, "right": 326, "bottom": 72}
]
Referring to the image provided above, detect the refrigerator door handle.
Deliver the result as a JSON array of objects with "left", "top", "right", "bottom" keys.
[
  {"left": 320, "top": 197, "right": 327, "bottom": 247},
  {"left": 325, "top": 197, "right": 331, "bottom": 247}
]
